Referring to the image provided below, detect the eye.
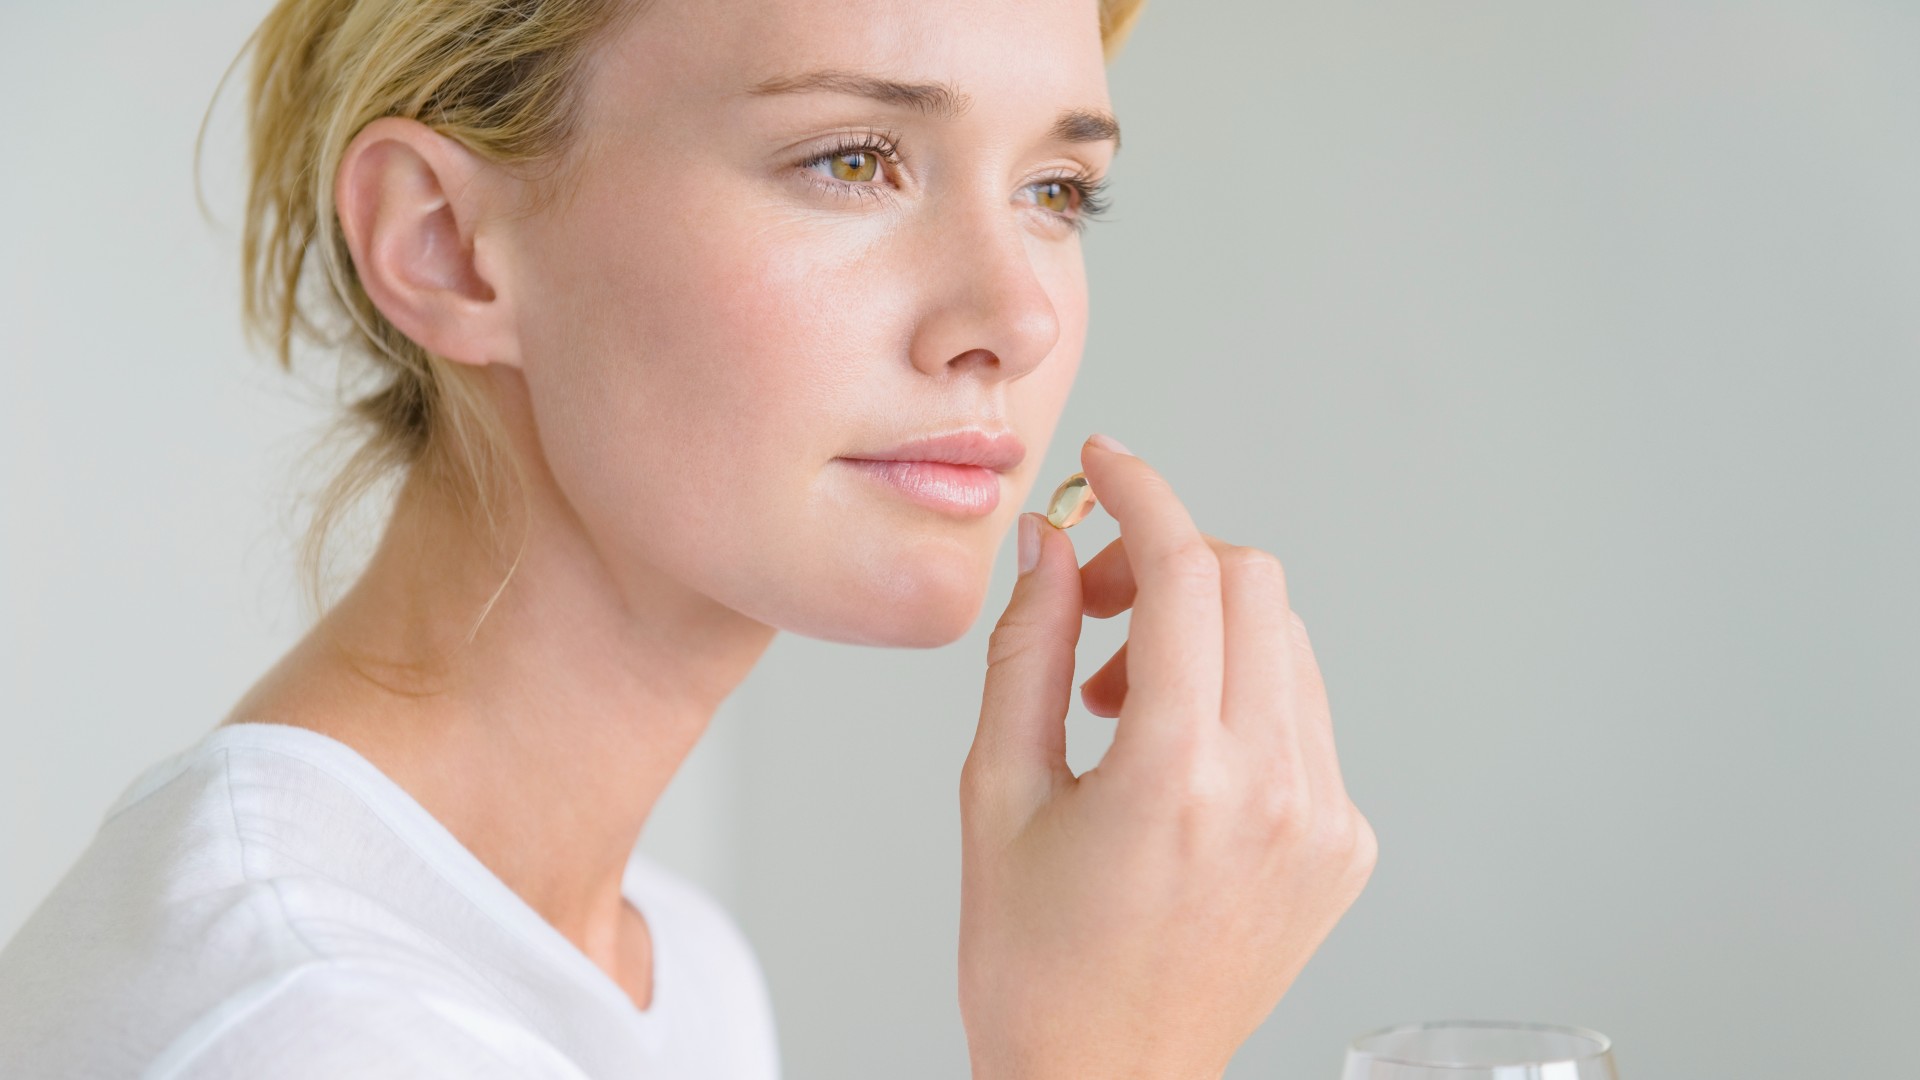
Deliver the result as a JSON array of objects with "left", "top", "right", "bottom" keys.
[
  {"left": 818, "top": 148, "right": 880, "bottom": 183},
  {"left": 1036, "top": 179, "right": 1082, "bottom": 215},
  {"left": 796, "top": 132, "right": 1114, "bottom": 233},
  {"left": 1033, "top": 180, "right": 1076, "bottom": 214},
  {"left": 798, "top": 131, "right": 903, "bottom": 200},
  {"left": 1024, "top": 174, "right": 1113, "bottom": 234}
]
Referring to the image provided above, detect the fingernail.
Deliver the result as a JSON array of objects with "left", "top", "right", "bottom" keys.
[
  {"left": 1087, "top": 432, "right": 1132, "bottom": 455},
  {"left": 1017, "top": 513, "right": 1040, "bottom": 575}
]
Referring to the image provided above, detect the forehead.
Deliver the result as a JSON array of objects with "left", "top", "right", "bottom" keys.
[{"left": 592, "top": 0, "right": 1111, "bottom": 118}]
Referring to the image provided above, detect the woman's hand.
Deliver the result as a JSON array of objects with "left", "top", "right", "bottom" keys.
[{"left": 959, "top": 434, "right": 1377, "bottom": 1080}]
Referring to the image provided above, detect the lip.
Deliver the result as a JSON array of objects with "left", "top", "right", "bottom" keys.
[
  {"left": 836, "top": 429, "right": 1023, "bottom": 518},
  {"left": 839, "top": 429, "right": 1027, "bottom": 473},
  {"left": 838, "top": 459, "right": 1003, "bottom": 516}
]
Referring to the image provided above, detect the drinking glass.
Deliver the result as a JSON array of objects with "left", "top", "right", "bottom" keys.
[{"left": 1341, "top": 1020, "right": 1619, "bottom": 1079}]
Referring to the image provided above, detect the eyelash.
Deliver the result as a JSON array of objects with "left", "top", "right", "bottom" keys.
[{"left": 797, "top": 129, "right": 1113, "bottom": 234}]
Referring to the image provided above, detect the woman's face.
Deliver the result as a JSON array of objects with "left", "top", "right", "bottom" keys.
[{"left": 500, "top": 0, "right": 1116, "bottom": 646}]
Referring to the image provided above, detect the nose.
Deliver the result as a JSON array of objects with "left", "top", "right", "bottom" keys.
[{"left": 905, "top": 201, "right": 1063, "bottom": 382}]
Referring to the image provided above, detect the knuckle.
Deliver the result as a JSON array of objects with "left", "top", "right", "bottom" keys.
[
  {"left": 1155, "top": 539, "right": 1222, "bottom": 587},
  {"left": 1170, "top": 751, "right": 1236, "bottom": 821},
  {"left": 1285, "top": 611, "right": 1311, "bottom": 653},
  {"left": 1350, "top": 811, "right": 1380, "bottom": 873},
  {"left": 984, "top": 618, "right": 1037, "bottom": 669},
  {"left": 1308, "top": 806, "right": 1359, "bottom": 856},
  {"left": 1308, "top": 801, "right": 1377, "bottom": 877},
  {"left": 1255, "top": 769, "right": 1310, "bottom": 830},
  {"left": 1224, "top": 545, "right": 1289, "bottom": 591},
  {"left": 957, "top": 755, "right": 983, "bottom": 797},
  {"left": 957, "top": 758, "right": 1011, "bottom": 826}
]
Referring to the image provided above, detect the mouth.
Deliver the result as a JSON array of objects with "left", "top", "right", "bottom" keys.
[
  {"left": 839, "top": 428, "right": 1026, "bottom": 473},
  {"left": 835, "top": 427, "right": 1023, "bottom": 518},
  {"left": 835, "top": 458, "right": 1004, "bottom": 517}
]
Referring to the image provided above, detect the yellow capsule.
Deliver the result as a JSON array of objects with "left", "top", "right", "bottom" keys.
[{"left": 1045, "top": 471, "right": 1097, "bottom": 528}]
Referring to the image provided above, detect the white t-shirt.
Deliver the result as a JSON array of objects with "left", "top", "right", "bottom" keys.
[{"left": 0, "top": 721, "right": 782, "bottom": 1080}]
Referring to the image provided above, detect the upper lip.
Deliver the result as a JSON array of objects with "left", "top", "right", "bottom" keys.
[{"left": 841, "top": 428, "right": 1027, "bottom": 473}]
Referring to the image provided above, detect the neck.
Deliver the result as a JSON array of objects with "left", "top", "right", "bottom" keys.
[{"left": 224, "top": 449, "right": 777, "bottom": 972}]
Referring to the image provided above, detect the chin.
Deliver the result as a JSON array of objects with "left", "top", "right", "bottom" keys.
[{"left": 774, "top": 548, "right": 991, "bottom": 648}]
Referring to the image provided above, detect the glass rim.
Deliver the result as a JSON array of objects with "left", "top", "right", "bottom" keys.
[{"left": 1346, "top": 1019, "right": 1615, "bottom": 1069}]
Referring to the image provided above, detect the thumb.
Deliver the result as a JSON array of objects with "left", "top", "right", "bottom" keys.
[{"left": 967, "top": 512, "right": 1084, "bottom": 819}]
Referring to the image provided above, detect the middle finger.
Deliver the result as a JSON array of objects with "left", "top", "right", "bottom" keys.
[{"left": 1079, "top": 532, "right": 1238, "bottom": 620}]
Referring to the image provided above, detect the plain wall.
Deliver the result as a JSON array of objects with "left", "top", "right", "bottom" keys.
[{"left": 4, "top": 2, "right": 1915, "bottom": 1078}]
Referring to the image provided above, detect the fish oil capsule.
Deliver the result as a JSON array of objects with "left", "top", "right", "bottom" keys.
[{"left": 1044, "top": 471, "right": 1097, "bottom": 529}]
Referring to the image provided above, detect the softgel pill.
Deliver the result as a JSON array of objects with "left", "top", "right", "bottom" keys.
[{"left": 1044, "top": 471, "right": 1097, "bottom": 529}]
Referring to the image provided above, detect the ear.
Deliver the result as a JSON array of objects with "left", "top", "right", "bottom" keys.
[{"left": 333, "top": 116, "right": 523, "bottom": 368}]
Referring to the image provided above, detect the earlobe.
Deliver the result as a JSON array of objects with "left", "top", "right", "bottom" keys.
[{"left": 333, "top": 116, "right": 522, "bottom": 368}]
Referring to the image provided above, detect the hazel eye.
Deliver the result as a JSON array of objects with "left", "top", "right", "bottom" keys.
[
  {"left": 1032, "top": 179, "right": 1076, "bottom": 214},
  {"left": 821, "top": 150, "right": 880, "bottom": 183}
]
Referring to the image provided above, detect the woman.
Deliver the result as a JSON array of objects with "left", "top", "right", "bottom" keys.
[{"left": 0, "top": 0, "right": 1377, "bottom": 1076}]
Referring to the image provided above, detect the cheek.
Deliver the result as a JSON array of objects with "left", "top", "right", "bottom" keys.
[
  {"left": 518, "top": 167, "right": 868, "bottom": 487},
  {"left": 507, "top": 175, "right": 993, "bottom": 644}
]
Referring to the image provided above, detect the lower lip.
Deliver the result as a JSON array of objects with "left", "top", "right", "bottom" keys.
[{"left": 838, "top": 458, "right": 1003, "bottom": 516}]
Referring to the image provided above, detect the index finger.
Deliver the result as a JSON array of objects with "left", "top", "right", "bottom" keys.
[{"left": 1075, "top": 434, "right": 1224, "bottom": 752}]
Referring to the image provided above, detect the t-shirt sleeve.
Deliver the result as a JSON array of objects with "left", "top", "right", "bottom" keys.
[{"left": 152, "top": 965, "right": 593, "bottom": 1080}]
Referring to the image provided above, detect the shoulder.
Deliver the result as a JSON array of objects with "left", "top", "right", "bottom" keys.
[
  {"left": 147, "top": 963, "right": 592, "bottom": 1080},
  {"left": 0, "top": 736, "right": 548, "bottom": 1077}
]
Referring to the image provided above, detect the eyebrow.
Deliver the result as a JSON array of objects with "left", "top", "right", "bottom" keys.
[{"left": 745, "top": 68, "right": 1121, "bottom": 154}]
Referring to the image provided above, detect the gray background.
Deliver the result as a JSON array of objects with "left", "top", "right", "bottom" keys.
[{"left": 3, "top": 2, "right": 1915, "bottom": 1078}]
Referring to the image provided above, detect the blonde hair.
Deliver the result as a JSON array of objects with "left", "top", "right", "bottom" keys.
[{"left": 202, "top": 0, "right": 1149, "bottom": 633}]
